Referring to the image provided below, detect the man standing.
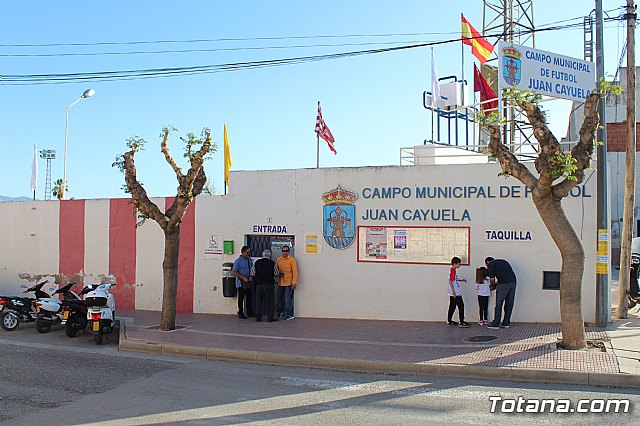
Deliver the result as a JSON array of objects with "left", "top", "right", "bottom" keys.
[
  {"left": 275, "top": 245, "right": 298, "bottom": 320},
  {"left": 251, "top": 249, "right": 280, "bottom": 322},
  {"left": 485, "top": 257, "right": 517, "bottom": 329},
  {"left": 231, "top": 246, "right": 253, "bottom": 319}
]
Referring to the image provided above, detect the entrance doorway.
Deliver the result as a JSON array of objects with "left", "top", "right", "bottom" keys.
[{"left": 246, "top": 235, "right": 295, "bottom": 260}]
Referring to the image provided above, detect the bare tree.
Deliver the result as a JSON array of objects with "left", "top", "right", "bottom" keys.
[
  {"left": 484, "top": 82, "right": 619, "bottom": 349},
  {"left": 113, "top": 127, "right": 215, "bottom": 330}
]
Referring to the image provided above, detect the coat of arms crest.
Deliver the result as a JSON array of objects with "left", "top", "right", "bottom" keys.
[
  {"left": 322, "top": 185, "right": 357, "bottom": 249},
  {"left": 502, "top": 46, "right": 522, "bottom": 86}
]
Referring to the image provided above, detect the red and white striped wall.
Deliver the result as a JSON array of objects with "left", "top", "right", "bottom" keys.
[{"left": 2, "top": 197, "right": 204, "bottom": 313}]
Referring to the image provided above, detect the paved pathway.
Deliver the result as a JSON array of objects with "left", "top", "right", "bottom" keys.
[{"left": 117, "top": 309, "right": 640, "bottom": 388}]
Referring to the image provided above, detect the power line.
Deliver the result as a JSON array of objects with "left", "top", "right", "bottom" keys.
[
  {"left": 0, "top": 14, "right": 626, "bottom": 86},
  {"left": 0, "top": 32, "right": 464, "bottom": 48},
  {"left": 1, "top": 8, "right": 622, "bottom": 50},
  {"left": 0, "top": 40, "right": 440, "bottom": 58}
]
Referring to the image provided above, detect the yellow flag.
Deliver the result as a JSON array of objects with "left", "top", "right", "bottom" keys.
[{"left": 223, "top": 124, "right": 232, "bottom": 187}]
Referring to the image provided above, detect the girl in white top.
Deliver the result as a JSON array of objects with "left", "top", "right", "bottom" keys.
[{"left": 476, "top": 267, "right": 491, "bottom": 325}]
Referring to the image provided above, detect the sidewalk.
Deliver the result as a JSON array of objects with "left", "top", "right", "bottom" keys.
[
  {"left": 609, "top": 274, "right": 640, "bottom": 376},
  {"left": 118, "top": 309, "right": 640, "bottom": 389}
]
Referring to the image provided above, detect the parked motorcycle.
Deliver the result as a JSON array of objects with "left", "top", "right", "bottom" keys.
[
  {"left": 60, "top": 285, "right": 92, "bottom": 338},
  {"left": 0, "top": 280, "right": 52, "bottom": 331},
  {"left": 35, "top": 283, "right": 80, "bottom": 333},
  {"left": 628, "top": 237, "right": 640, "bottom": 309},
  {"left": 85, "top": 277, "right": 116, "bottom": 345},
  {"left": 33, "top": 282, "right": 82, "bottom": 333}
]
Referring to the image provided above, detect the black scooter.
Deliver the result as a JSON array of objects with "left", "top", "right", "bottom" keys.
[
  {"left": 0, "top": 280, "right": 51, "bottom": 331},
  {"left": 59, "top": 285, "right": 92, "bottom": 338}
]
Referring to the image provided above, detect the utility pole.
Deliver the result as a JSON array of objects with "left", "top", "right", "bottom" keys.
[
  {"left": 618, "top": 0, "right": 636, "bottom": 319},
  {"left": 595, "top": 0, "right": 609, "bottom": 325}
]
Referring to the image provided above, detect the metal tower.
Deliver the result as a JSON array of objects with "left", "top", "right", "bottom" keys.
[
  {"left": 414, "top": 0, "right": 538, "bottom": 165},
  {"left": 483, "top": 0, "right": 535, "bottom": 49},
  {"left": 39, "top": 149, "right": 56, "bottom": 200},
  {"left": 482, "top": 0, "right": 536, "bottom": 150}
]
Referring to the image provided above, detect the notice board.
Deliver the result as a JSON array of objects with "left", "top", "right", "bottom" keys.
[{"left": 357, "top": 226, "right": 470, "bottom": 265}]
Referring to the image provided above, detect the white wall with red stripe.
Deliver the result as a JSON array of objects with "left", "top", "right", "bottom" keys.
[{"left": 0, "top": 164, "right": 599, "bottom": 322}]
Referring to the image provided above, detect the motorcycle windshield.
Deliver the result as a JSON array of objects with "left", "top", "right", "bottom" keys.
[{"left": 632, "top": 237, "right": 640, "bottom": 255}]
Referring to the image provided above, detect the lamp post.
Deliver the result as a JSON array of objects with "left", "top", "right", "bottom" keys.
[{"left": 62, "top": 88, "right": 95, "bottom": 200}]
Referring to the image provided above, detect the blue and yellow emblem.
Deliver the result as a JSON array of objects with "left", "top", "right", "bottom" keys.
[
  {"left": 322, "top": 185, "right": 357, "bottom": 249},
  {"left": 502, "top": 46, "right": 522, "bottom": 86}
]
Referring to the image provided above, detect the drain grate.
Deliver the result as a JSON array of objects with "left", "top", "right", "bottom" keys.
[{"left": 465, "top": 335, "right": 499, "bottom": 343}]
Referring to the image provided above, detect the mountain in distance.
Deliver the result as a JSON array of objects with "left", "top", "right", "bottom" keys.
[{"left": 0, "top": 195, "right": 32, "bottom": 202}]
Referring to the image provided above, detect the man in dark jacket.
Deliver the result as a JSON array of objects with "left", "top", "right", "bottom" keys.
[
  {"left": 485, "top": 257, "right": 517, "bottom": 329},
  {"left": 251, "top": 249, "right": 280, "bottom": 322}
]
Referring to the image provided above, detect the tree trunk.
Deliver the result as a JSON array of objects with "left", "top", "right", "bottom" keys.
[
  {"left": 533, "top": 193, "right": 586, "bottom": 349},
  {"left": 160, "top": 226, "right": 180, "bottom": 330}
]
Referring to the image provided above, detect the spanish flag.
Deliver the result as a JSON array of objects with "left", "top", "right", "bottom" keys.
[
  {"left": 223, "top": 124, "right": 232, "bottom": 187},
  {"left": 461, "top": 14, "right": 494, "bottom": 64}
]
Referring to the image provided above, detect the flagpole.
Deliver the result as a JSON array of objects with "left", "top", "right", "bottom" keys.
[
  {"left": 461, "top": 13, "right": 465, "bottom": 98},
  {"left": 316, "top": 134, "right": 320, "bottom": 168},
  {"left": 430, "top": 48, "right": 434, "bottom": 143}
]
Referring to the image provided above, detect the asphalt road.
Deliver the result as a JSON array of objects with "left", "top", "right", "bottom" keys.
[{"left": 1, "top": 323, "right": 639, "bottom": 425}]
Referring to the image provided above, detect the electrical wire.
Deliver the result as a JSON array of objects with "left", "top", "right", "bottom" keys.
[{"left": 0, "top": 13, "right": 626, "bottom": 86}]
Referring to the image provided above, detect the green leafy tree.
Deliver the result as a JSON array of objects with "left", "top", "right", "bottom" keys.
[
  {"left": 52, "top": 178, "right": 68, "bottom": 200},
  {"left": 113, "top": 128, "right": 216, "bottom": 330},
  {"left": 481, "top": 80, "right": 620, "bottom": 349}
]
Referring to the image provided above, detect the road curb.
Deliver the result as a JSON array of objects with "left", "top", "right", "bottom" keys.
[{"left": 118, "top": 324, "right": 640, "bottom": 390}]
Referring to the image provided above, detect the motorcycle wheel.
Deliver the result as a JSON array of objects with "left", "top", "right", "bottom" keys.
[
  {"left": 35, "top": 316, "right": 52, "bottom": 333},
  {"left": 1, "top": 311, "right": 19, "bottom": 331},
  {"left": 65, "top": 318, "right": 79, "bottom": 337},
  {"left": 93, "top": 330, "right": 104, "bottom": 345}
]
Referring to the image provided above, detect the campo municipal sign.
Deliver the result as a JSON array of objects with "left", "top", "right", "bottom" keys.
[{"left": 497, "top": 41, "right": 595, "bottom": 102}]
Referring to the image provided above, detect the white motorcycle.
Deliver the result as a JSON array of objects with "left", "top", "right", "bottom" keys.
[
  {"left": 34, "top": 282, "right": 80, "bottom": 333},
  {"left": 85, "top": 276, "right": 116, "bottom": 345}
]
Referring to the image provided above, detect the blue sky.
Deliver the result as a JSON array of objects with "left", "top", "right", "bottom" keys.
[{"left": 0, "top": 1, "right": 633, "bottom": 199}]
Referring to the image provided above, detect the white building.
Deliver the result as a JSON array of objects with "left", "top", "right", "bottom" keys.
[{"left": 0, "top": 162, "right": 597, "bottom": 323}]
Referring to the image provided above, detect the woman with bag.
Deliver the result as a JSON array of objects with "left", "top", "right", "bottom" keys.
[{"left": 232, "top": 246, "right": 254, "bottom": 319}]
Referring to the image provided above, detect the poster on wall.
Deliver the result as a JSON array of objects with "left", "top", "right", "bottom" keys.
[
  {"left": 365, "top": 227, "right": 388, "bottom": 259},
  {"left": 305, "top": 233, "right": 322, "bottom": 254},
  {"left": 394, "top": 229, "right": 407, "bottom": 250},
  {"left": 358, "top": 226, "right": 470, "bottom": 265},
  {"left": 204, "top": 234, "right": 223, "bottom": 255}
]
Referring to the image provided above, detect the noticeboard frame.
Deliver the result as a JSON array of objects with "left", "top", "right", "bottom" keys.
[{"left": 356, "top": 225, "right": 471, "bottom": 266}]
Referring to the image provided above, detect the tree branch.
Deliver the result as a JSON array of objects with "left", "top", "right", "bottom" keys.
[
  {"left": 192, "top": 167, "right": 207, "bottom": 197},
  {"left": 517, "top": 101, "right": 562, "bottom": 192},
  {"left": 123, "top": 150, "right": 169, "bottom": 230},
  {"left": 551, "top": 91, "right": 601, "bottom": 198},
  {"left": 160, "top": 128, "right": 184, "bottom": 183},
  {"left": 166, "top": 130, "right": 212, "bottom": 229},
  {"left": 487, "top": 123, "right": 538, "bottom": 189}
]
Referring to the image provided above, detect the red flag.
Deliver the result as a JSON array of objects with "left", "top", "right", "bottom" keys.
[
  {"left": 461, "top": 14, "right": 494, "bottom": 64},
  {"left": 474, "top": 64, "right": 498, "bottom": 112},
  {"left": 315, "top": 102, "right": 336, "bottom": 154}
]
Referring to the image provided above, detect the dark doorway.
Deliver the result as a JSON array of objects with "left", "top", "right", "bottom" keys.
[{"left": 246, "top": 235, "right": 295, "bottom": 260}]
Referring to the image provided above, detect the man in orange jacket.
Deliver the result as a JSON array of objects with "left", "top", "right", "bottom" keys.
[{"left": 275, "top": 245, "right": 298, "bottom": 320}]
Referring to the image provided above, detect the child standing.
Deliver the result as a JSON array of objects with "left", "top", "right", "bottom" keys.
[
  {"left": 475, "top": 266, "right": 491, "bottom": 325},
  {"left": 447, "top": 257, "right": 469, "bottom": 328}
]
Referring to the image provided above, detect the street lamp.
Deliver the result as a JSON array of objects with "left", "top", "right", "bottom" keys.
[{"left": 62, "top": 88, "right": 95, "bottom": 200}]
